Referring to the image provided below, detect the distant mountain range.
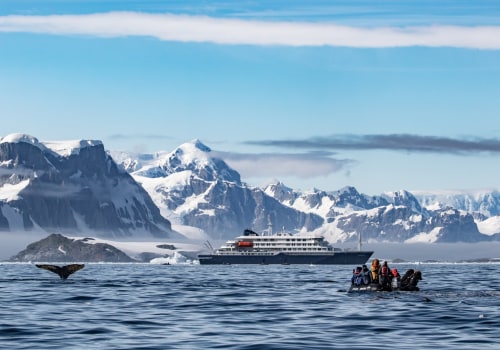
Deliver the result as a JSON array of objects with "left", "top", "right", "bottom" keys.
[
  {"left": 111, "top": 140, "right": 323, "bottom": 241},
  {"left": 111, "top": 139, "right": 500, "bottom": 243},
  {"left": 1, "top": 133, "right": 500, "bottom": 244}
]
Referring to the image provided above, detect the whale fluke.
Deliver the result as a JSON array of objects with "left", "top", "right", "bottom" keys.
[{"left": 36, "top": 264, "right": 85, "bottom": 279}]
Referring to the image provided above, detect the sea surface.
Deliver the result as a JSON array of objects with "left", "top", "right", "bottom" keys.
[{"left": 0, "top": 262, "right": 499, "bottom": 349}]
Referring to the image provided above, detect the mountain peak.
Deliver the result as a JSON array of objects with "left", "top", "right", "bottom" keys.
[
  {"left": 127, "top": 140, "right": 238, "bottom": 184},
  {"left": 384, "top": 189, "right": 422, "bottom": 212},
  {"left": 1, "top": 133, "right": 48, "bottom": 154},
  {"left": 177, "top": 139, "right": 211, "bottom": 154},
  {"left": 264, "top": 181, "right": 295, "bottom": 202},
  {"left": 172, "top": 139, "right": 212, "bottom": 165},
  {"left": 190, "top": 139, "right": 211, "bottom": 152},
  {"left": 265, "top": 181, "right": 292, "bottom": 191},
  {"left": 1, "top": 133, "right": 40, "bottom": 145}
]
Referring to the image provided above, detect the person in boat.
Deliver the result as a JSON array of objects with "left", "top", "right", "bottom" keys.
[
  {"left": 391, "top": 268, "right": 401, "bottom": 290},
  {"left": 400, "top": 269, "right": 414, "bottom": 289},
  {"left": 351, "top": 266, "right": 364, "bottom": 286},
  {"left": 361, "top": 264, "right": 372, "bottom": 285},
  {"left": 370, "top": 259, "right": 380, "bottom": 285},
  {"left": 400, "top": 270, "right": 422, "bottom": 291},
  {"left": 379, "top": 261, "right": 393, "bottom": 291}
]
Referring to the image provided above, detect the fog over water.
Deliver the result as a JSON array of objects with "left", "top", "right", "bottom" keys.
[
  {"left": 0, "top": 232, "right": 48, "bottom": 261},
  {"left": 362, "top": 242, "right": 500, "bottom": 262}
]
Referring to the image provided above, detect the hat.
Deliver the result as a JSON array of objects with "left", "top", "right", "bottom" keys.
[{"left": 391, "top": 268, "right": 398, "bottom": 277}]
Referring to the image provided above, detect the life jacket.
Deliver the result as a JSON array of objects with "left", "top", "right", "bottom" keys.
[
  {"left": 371, "top": 260, "right": 380, "bottom": 281},
  {"left": 361, "top": 266, "right": 372, "bottom": 284},
  {"left": 352, "top": 267, "right": 363, "bottom": 286},
  {"left": 379, "top": 263, "right": 392, "bottom": 289},
  {"left": 354, "top": 274, "right": 363, "bottom": 286},
  {"left": 391, "top": 276, "right": 401, "bottom": 289}
]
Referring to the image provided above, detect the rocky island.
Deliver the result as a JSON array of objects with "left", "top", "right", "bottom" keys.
[{"left": 9, "top": 233, "right": 136, "bottom": 263}]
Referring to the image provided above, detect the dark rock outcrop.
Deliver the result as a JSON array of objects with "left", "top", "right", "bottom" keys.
[{"left": 9, "top": 233, "right": 136, "bottom": 262}]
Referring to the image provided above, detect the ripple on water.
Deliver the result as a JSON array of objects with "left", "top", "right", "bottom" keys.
[{"left": 0, "top": 263, "right": 499, "bottom": 349}]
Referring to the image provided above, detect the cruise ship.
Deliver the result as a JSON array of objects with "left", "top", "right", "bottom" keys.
[{"left": 198, "top": 228, "right": 373, "bottom": 265}]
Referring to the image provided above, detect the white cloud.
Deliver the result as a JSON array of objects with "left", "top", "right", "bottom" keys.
[
  {"left": 1, "top": 12, "right": 500, "bottom": 49},
  {"left": 214, "top": 151, "right": 354, "bottom": 179}
]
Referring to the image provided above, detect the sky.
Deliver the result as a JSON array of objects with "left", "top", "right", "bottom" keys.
[{"left": 1, "top": 0, "right": 500, "bottom": 196}]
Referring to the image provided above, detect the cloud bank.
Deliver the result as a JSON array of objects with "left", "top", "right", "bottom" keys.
[
  {"left": 246, "top": 134, "right": 500, "bottom": 154},
  {"left": 1, "top": 12, "right": 500, "bottom": 49},
  {"left": 109, "top": 133, "right": 172, "bottom": 141},
  {"left": 214, "top": 151, "right": 354, "bottom": 179}
]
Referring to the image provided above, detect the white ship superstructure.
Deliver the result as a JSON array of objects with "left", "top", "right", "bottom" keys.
[
  {"left": 198, "top": 228, "right": 373, "bottom": 265},
  {"left": 216, "top": 229, "right": 338, "bottom": 255}
]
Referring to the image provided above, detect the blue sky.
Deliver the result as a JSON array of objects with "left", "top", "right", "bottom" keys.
[{"left": 1, "top": 1, "right": 500, "bottom": 195}]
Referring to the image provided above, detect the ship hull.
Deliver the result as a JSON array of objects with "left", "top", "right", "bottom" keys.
[{"left": 198, "top": 251, "right": 373, "bottom": 265}]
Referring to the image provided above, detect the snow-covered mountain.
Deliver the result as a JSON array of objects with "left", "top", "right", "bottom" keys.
[
  {"left": 111, "top": 140, "right": 323, "bottom": 240},
  {"left": 0, "top": 133, "right": 173, "bottom": 238},
  {"left": 111, "top": 139, "right": 499, "bottom": 243},
  {"left": 264, "top": 183, "right": 389, "bottom": 217},
  {"left": 413, "top": 189, "right": 500, "bottom": 217},
  {"left": 3, "top": 134, "right": 498, "bottom": 244},
  {"left": 264, "top": 183, "right": 489, "bottom": 243}
]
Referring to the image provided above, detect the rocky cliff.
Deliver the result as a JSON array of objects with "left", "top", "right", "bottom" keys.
[{"left": 0, "top": 134, "right": 173, "bottom": 238}]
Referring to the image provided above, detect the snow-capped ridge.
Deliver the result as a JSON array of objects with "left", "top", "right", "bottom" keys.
[
  {"left": 42, "top": 139, "right": 103, "bottom": 157},
  {"left": 171, "top": 139, "right": 212, "bottom": 164},
  {"left": 134, "top": 139, "right": 241, "bottom": 184},
  {"left": 383, "top": 189, "right": 423, "bottom": 213},
  {"left": 1, "top": 133, "right": 104, "bottom": 158},
  {"left": 1, "top": 133, "right": 49, "bottom": 153},
  {"left": 0, "top": 134, "right": 173, "bottom": 239},
  {"left": 1, "top": 133, "right": 41, "bottom": 146},
  {"left": 191, "top": 138, "right": 211, "bottom": 152},
  {"left": 415, "top": 189, "right": 500, "bottom": 217},
  {"left": 264, "top": 181, "right": 295, "bottom": 203},
  {"left": 4, "top": 136, "right": 497, "bottom": 244}
]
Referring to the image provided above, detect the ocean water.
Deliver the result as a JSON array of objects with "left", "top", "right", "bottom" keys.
[{"left": 0, "top": 263, "right": 499, "bottom": 350}]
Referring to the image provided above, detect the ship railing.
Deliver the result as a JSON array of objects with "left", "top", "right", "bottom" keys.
[{"left": 216, "top": 251, "right": 277, "bottom": 256}]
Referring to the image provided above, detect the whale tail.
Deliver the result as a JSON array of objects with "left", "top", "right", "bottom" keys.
[{"left": 36, "top": 264, "right": 85, "bottom": 279}]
